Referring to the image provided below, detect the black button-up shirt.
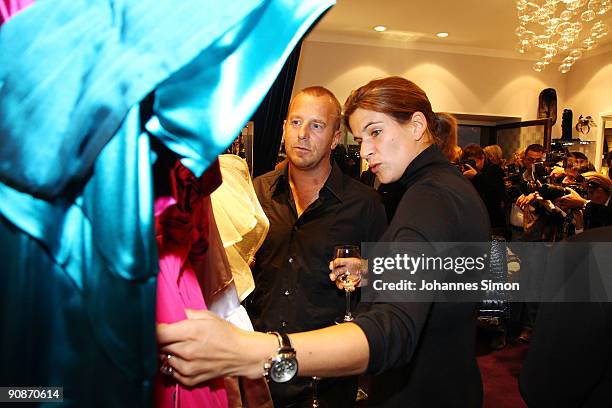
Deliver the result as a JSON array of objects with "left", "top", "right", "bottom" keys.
[
  {"left": 246, "top": 162, "right": 386, "bottom": 406},
  {"left": 247, "top": 162, "right": 386, "bottom": 333}
]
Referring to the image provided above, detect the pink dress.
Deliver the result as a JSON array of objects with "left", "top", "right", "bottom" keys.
[
  {"left": 0, "top": 0, "right": 34, "bottom": 25},
  {"left": 154, "top": 161, "right": 228, "bottom": 408}
]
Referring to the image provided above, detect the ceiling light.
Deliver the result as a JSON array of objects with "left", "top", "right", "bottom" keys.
[
  {"left": 373, "top": 25, "right": 387, "bottom": 32},
  {"left": 515, "top": 0, "right": 610, "bottom": 74},
  {"left": 436, "top": 32, "right": 449, "bottom": 38}
]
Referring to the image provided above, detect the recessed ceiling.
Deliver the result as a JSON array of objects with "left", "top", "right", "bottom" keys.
[{"left": 306, "top": 0, "right": 612, "bottom": 60}]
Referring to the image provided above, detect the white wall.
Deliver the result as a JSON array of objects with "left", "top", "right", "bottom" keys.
[
  {"left": 565, "top": 49, "right": 612, "bottom": 169},
  {"left": 294, "top": 40, "right": 567, "bottom": 136}
]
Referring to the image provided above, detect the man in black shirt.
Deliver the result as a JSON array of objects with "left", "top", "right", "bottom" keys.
[{"left": 247, "top": 86, "right": 387, "bottom": 407}]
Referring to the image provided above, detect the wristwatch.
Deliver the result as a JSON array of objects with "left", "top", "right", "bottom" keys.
[{"left": 263, "top": 331, "right": 298, "bottom": 383}]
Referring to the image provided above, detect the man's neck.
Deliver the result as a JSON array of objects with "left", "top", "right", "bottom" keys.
[{"left": 288, "top": 161, "right": 333, "bottom": 217}]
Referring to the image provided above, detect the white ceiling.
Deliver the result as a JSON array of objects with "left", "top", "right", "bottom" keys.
[{"left": 306, "top": 0, "right": 612, "bottom": 60}]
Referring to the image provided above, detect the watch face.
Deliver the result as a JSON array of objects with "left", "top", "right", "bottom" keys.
[{"left": 270, "top": 354, "right": 298, "bottom": 383}]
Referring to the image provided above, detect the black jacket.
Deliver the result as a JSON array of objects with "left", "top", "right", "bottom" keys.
[
  {"left": 353, "top": 145, "right": 490, "bottom": 407},
  {"left": 470, "top": 161, "right": 507, "bottom": 231},
  {"left": 584, "top": 200, "right": 612, "bottom": 230},
  {"left": 520, "top": 226, "right": 612, "bottom": 408}
]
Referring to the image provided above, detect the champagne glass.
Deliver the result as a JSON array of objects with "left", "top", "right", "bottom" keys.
[
  {"left": 311, "top": 245, "right": 361, "bottom": 407},
  {"left": 333, "top": 244, "right": 361, "bottom": 323}
]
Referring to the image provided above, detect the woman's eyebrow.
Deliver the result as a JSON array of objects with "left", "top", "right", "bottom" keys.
[{"left": 363, "top": 121, "right": 383, "bottom": 132}]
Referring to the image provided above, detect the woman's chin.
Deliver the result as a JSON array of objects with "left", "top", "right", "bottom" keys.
[{"left": 376, "top": 172, "right": 393, "bottom": 185}]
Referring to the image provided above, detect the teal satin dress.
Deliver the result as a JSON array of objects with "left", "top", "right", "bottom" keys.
[{"left": 0, "top": 0, "right": 334, "bottom": 405}]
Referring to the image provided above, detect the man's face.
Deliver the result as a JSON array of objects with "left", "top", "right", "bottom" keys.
[
  {"left": 283, "top": 93, "right": 340, "bottom": 171},
  {"left": 523, "top": 150, "right": 544, "bottom": 170},
  {"left": 587, "top": 183, "right": 610, "bottom": 205},
  {"left": 565, "top": 157, "right": 589, "bottom": 178}
]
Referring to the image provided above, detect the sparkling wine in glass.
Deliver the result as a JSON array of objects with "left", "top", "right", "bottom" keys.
[{"left": 333, "top": 244, "right": 361, "bottom": 323}]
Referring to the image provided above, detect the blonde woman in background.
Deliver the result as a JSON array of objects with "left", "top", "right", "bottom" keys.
[{"left": 484, "top": 144, "right": 504, "bottom": 168}]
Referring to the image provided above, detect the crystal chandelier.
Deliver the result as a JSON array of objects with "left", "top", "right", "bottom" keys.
[{"left": 515, "top": 0, "right": 610, "bottom": 73}]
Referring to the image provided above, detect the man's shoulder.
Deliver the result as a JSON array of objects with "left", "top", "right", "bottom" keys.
[
  {"left": 253, "top": 168, "right": 283, "bottom": 193},
  {"left": 254, "top": 167, "right": 283, "bottom": 183},
  {"left": 341, "top": 174, "right": 381, "bottom": 200}
]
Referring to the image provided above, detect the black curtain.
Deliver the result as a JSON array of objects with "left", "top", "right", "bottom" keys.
[{"left": 251, "top": 41, "right": 302, "bottom": 177}]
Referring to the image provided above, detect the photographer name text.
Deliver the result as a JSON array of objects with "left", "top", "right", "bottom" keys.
[{"left": 372, "top": 279, "right": 520, "bottom": 292}]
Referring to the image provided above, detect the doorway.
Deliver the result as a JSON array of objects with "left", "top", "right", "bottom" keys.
[{"left": 598, "top": 112, "right": 612, "bottom": 173}]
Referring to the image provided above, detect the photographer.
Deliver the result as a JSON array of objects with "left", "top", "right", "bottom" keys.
[
  {"left": 549, "top": 151, "right": 594, "bottom": 187},
  {"left": 462, "top": 144, "right": 507, "bottom": 237},
  {"left": 555, "top": 172, "right": 612, "bottom": 231},
  {"left": 508, "top": 144, "right": 562, "bottom": 242},
  {"left": 506, "top": 144, "right": 555, "bottom": 344}
]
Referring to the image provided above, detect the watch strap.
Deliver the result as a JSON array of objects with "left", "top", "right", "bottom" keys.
[
  {"left": 278, "top": 332, "right": 294, "bottom": 353},
  {"left": 267, "top": 331, "right": 293, "bottom": 352},
  {"left": 263, "top": 331, "right": 296, "bottom": 380}
]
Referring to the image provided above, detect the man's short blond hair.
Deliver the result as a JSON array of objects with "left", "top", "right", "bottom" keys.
[{"left": 290, "top": 86, "right": 342, "bottom": 132}]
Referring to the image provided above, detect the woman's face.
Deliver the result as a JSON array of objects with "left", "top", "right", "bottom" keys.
[
  {"left": 349, "top": 109, "right": 424, "bottom": 184},
  {"left": 565, "top": 156, "right": 588, "bottom": 178}
]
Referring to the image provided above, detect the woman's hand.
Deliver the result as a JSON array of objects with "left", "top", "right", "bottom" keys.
[
  {"left": 156, "top": 309, "right": 276, "bottom": 386},
  {"left": 462, "top": 163, "right": 478, "bottom": 179}
]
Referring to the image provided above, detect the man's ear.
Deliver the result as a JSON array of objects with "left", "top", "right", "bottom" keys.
[
  {"left": 330, "top": 129, "right": 342, "bottom": 150},
  {"left": 410, "top": 112, "right": 428, "bottom": 141}
]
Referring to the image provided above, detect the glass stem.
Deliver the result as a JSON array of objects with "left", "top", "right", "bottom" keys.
[
  {"left": 344, "top": 290, "right": 353, "bottom": 321},
  {"left": 312, "top": 376, "right": 319, "bottom": 408}
]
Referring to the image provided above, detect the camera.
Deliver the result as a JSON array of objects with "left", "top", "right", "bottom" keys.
[
  {"left": 532, "top": 161, "right": 550, "bottom": 184},
  {"left": 537, "top": 183, "right": 567, "bottom": 201},
  {"left": 463, "top": 158, "right": 477, "bottom": 170},
  {"left": 504, "top": 163, "right": 523, "bottom": 188},
  {"left": 454, "top": 158, "right": 477, "bottom": 173},
  {"left": 564, "top": 182, "right": 588, "bottom": 199}
]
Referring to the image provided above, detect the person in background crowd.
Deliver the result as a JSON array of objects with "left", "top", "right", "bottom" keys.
[
  {"left": 550, "top": 151, "right": 594, "bottom": 186},
  {"left": 483, "top": 144, "right": 504, "bottom": 168},
  {"left": 506, "top": 147, "right": 525, "bottom": 175},
  {"left": 157, "top": 76, "right": 489, "bottom": 408},
  {"left": 555, "top": 171, "right": 612, "bottom": 230},
  {"left": 462, "top": 144, "right": 509, "bottom": 350},
  {"left": 449, "top": 145, "right": 463, "bottom": 164},
  {"left": 462, "top": 144, "right": 508, "bottom": 238},
  {"left": 509, "top": 144, "right": 549, "bottom": 345},
  {"left": 520, "top": 226, "right": 612, "bottom": 408},
  {"left": 513, "top": 144, "right": 550, "bottom": 241}
]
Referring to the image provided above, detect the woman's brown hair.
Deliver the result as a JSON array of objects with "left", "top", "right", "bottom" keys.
[{"left": 343, "top": 76, "right": 455, "bottom": 156}]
